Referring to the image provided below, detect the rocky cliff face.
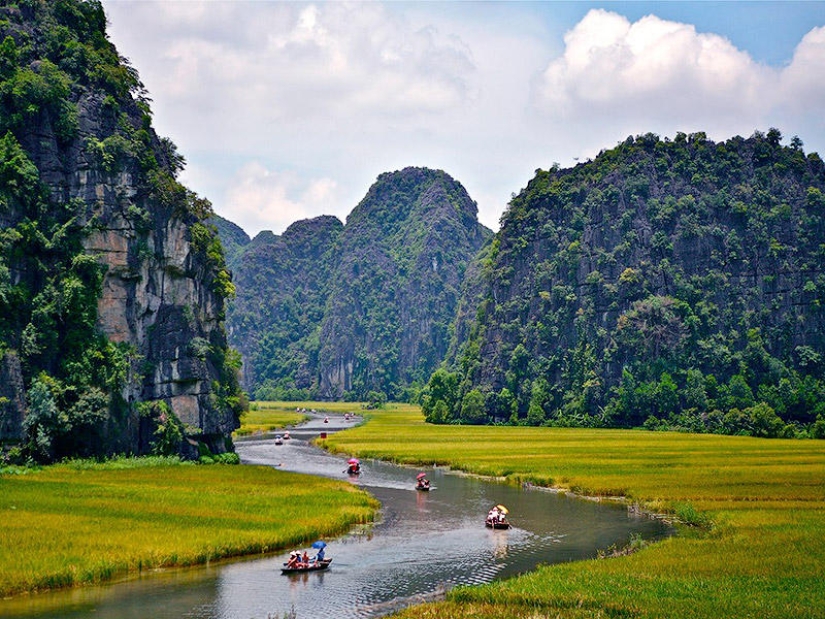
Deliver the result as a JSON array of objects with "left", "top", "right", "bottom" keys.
[
  {"left": 223, "top": 167, "right": 491, "bottom": 401},
  {"left": 228, "top": 216, "right": 343, "bottom": 391},
  {"left": 0, "top": 1, "right": 242, "bottom": 459},
  {"left": 316, "top": 167, "right": 491, "bottom": 399},
  {"left": 445, "top": 131, "right": 825, "bottom": 429}
]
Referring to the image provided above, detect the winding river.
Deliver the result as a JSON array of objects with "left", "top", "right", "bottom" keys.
[{"left": 4, "top": 415, "right": 671, "bottom": 619}]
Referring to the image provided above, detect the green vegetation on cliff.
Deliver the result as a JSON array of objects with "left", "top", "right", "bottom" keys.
[
  {"left": 0, "top": 0, "right": 244, "bottom": 462},
  {"left": 228, "top": 216, "right": 344, "bottom": 401},
  {"left": 225, "top": 167, "right": 491, "bottom": 403},
  {"left": 429, "top": 130, "right": 825, "bottom": 438}
]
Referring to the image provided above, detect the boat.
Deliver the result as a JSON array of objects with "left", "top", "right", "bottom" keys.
[
  {"left": 485, "top": 518, "right": 511, "bottom": 529},
  {"left": 281, "top": 558, "right": 332, "bottom": 574},
  {"left": 346, "top": 458, "right": 361, "bottom": 475},
  {"left": 347, "top": 464, "right": 361, "bottom": 475},
  {"left": 485, "top": 504, "right": 511, "bottom": 529}
]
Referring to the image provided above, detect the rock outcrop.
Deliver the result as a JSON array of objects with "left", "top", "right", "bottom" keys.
[
  {"left": 223, "top": 167, "right": 491, "bottom": 401},
  {"left": 0, "top": 1, "right": 242, "bottom": 459}
]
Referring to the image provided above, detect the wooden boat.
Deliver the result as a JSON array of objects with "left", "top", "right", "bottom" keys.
[
  {"left": 485, "top": 518, "right": 511, "bottom": 530},
  {"left": 281, "top": 558, "right": 332, "bottom": 574}
]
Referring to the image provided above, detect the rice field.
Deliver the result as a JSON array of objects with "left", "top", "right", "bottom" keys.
[
  {"left": 234, "top": 402, "right": 309, "bottom": 436},
  {"left": 319, "top": 407, "right": 825, "bottom": 619},
  {"left": 0, "top": 457, "right": 378, "bottom": 598},
  {"left": 235, "top": 400, "right": 374, "bottom": 437}
]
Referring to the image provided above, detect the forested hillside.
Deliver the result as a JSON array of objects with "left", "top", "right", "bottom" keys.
[
  {"left": 429, "top": 130, "right": 825, "bottom": 437},
  {"left": 0, "top": 0, "right": 243, "bottom": 462},
  {"left": 228, "top": 215, "right": 343, "bottom": 394},
  {"left": 225, "top": 167, "right": 491, "bottom": 401}
]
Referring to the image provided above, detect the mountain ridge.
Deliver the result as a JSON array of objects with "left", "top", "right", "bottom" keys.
[
  {"left": 225, "top": 166, "right": 492, "bottom": 401},
  {"left": 430, "top": 130, "right": 825, "bottom": 436}
]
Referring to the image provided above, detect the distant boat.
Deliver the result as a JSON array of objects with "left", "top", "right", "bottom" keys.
[
  {"left": 486, "top": 504, "right": 510, "bottom": 529},
  {"left": 485, "top": 518, "right": 510, "bottom": 530},
  {"left": 346, "top": 458, "right": 361, "bottom": 475}
]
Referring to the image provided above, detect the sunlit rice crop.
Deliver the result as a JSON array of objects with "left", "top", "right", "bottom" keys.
[
  {"left": 319, "top": 406, "right": 825, "bottom": 619},
  {"left": 235, "top": 404, "right": 308, "bottom": 436},
  {"left": 0, "top": 457, "right": 377, "bottom": 598}
]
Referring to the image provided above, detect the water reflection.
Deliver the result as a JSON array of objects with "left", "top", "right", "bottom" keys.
[{"left": 1, "top": 415, "right": 671, "bottom": 619}]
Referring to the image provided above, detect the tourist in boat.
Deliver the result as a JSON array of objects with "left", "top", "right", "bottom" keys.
[
  {"left": 285, "top": 551, "right": 301, "bottom": 569},
  {"left": 416, "top": 472, "right": 430, "bottom": 490},
  {"left": 311, "top": 540, "right": 327, "bottom": 565},
  {"left": 301, "top": 551, "right": 309, "bottom": 567}
]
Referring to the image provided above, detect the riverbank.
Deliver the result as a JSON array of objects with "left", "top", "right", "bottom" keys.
[
  {"left": 0, "top": 456, "right": 377, "bottom": 598},
  {"left": 321, "top": 405, "right": 825, "bottom": 619},
  {"left": 233, "top": 401, "right": 309, "bottom": 437}
]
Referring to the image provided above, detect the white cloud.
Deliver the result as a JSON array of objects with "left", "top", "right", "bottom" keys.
[
  {"left": 129, "top": 2, "right": 476, "bottom": 130},
  {"left": 223, "top": 162, "right": 342, "bottom": 236},
  {"left": 780, "top": 25, "right": 825, "bottom": 112},
  {"left": 534, "top": 10, "right": 769, "bottom": 125},
  {"left": 102, "top": 2, "right": 825, "bottom": 237}
]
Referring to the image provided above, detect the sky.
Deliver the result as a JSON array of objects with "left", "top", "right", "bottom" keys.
[{"left": 100, "top": 1, "right": 825, "bottom": 238}]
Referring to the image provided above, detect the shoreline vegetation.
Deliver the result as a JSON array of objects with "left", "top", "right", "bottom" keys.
[
  {"left": 319, "top": 403, "right": 825, "bottom": 619},
  {"left": 233, "top": 401, "right": 310, "bottom": 437},
  {"left": 0, "top": 456, "right": 377, "bottom": 599},
  {"left": 2, "top": 401, "right": 823, "bottom": 619}
]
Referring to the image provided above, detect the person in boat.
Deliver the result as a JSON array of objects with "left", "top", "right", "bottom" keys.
[
  {"left": 487, "top": 506, "right": 500, "bottom": 526},
  {"left": 301, "top": 551, "right": 310, "bottom": 567},
  {"left": 313, "top": 546, "right": 325, "bottom": 563},
  {"left": 416, "top": 476, "right": 430, "bottom": 489},
  {"left": 286, "top": 551, "right": 301, "bottom": 569}
]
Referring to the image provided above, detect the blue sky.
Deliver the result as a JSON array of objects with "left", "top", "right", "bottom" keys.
[{"left": 101, "top": 1, "right": 825, "bottom": 236}]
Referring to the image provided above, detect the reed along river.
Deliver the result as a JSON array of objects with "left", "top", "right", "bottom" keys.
[{"left": 3, "top": 415, "right": 671, "bottom": 619}]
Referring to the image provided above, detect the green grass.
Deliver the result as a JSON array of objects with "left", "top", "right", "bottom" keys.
[
  {"left": 319, "top": 407, "right": 825, "bottom": 619},
  {"left": 235, "top": 402, "right": 309, "bottom": 436},
  {"left": 0, "top": 457, "right": 377, "bottom": 598},
  {"left": 235, "top": 400, "right": 375, "bottom": 436}
]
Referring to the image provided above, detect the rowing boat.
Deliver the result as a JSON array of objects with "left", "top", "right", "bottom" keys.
[{"left": 281, "top": 558, "right": 332, "bottom": 574}]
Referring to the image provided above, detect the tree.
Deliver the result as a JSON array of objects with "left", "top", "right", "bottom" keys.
[
  {"left": 422, "top": 368, "right": 459, "bottom": 423},
  {"left": 460, "top": 389, "right": 487, "bottom": 425},
  {"left": 22, "top": 376, "right": 67, "bottom": 462},
  {"left": 746, "top": 402, "right": 786, "bottom": 438}
]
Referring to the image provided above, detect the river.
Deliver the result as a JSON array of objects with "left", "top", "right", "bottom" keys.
[{"left": 3, "top": 414, "right": 671, "bottom": 619}]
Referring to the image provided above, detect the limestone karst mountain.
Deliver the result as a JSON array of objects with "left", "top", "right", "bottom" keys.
[
  {"left": 0, "top": 1, "right": 243, "bottom": 460},
  {"left": 224, "top": 167, "right": 492, "bottom": 401}
]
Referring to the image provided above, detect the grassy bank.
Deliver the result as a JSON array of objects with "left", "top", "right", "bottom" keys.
[
  {"left": 234, "top": 401, "right": 309, "bottom": 436},
  {"left": 236, "top": 400, "right": 369, "bottom": 437},
  {"left": 320, "top": 406, "right": 825, "bottom": 619},
  {"left": 0, "top": 457, "right": 377, "bottom": 598}
]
